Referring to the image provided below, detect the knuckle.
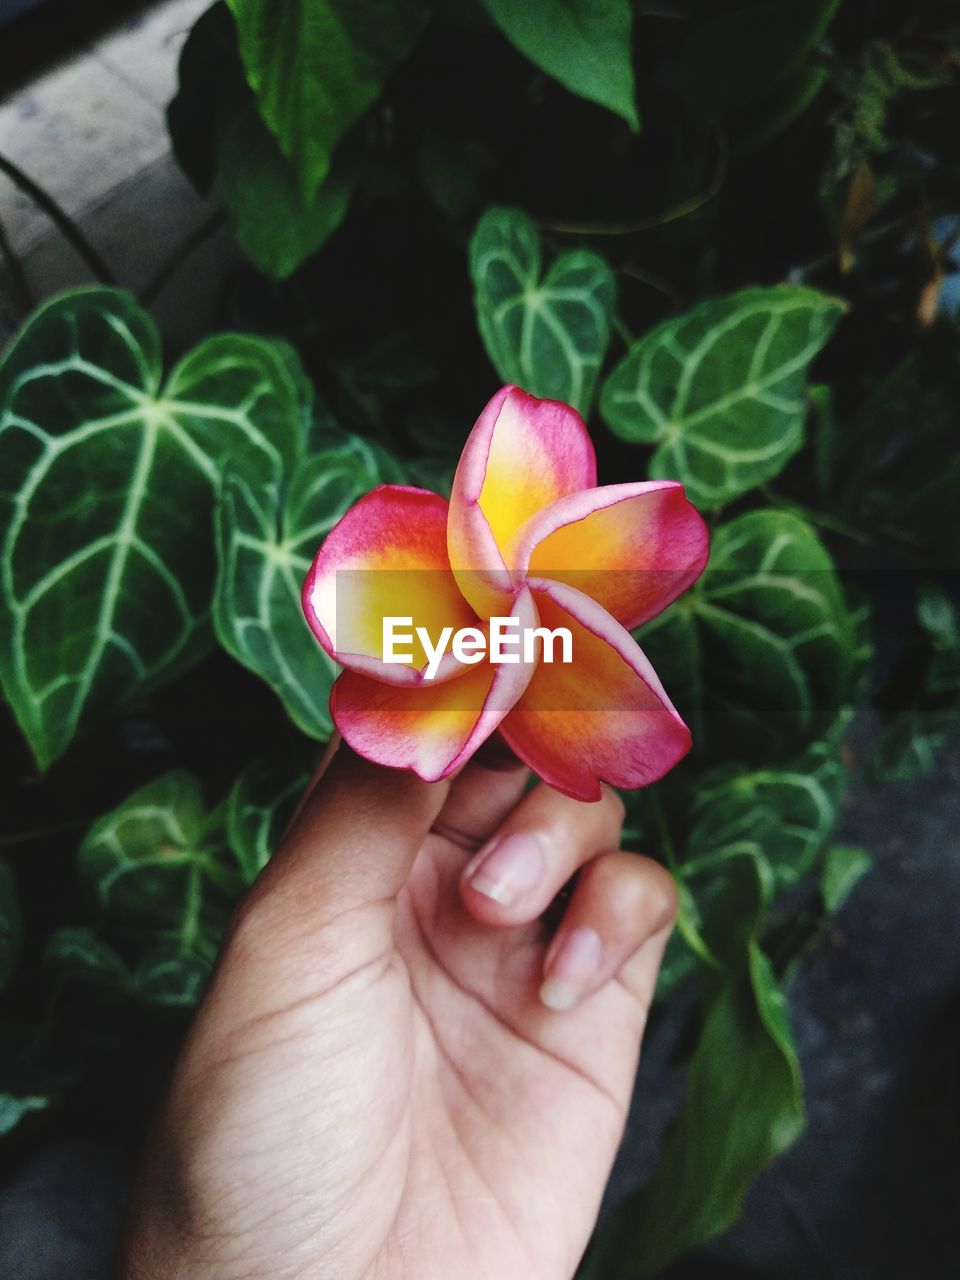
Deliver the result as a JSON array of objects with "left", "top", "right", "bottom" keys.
[
  {"left": 643, "top": 858, "right": 680, "bottom": 928},
  {"left": 606, "top": 852, "right": 679, "bottom": 929}
]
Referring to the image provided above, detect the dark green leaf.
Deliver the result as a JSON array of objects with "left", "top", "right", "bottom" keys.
[
  {"left": 0, "top": 288, "right": 305, "bottom": 768},
  {"left": 470, "top": 207, "right": 616, "bottom": 414},
  {"left": 480, "top": 0, "right": 638, "bottom": 129},
  {"left": 214, "top": 431, "right": 402, "bottom": 737},
  {"left": 169, "top": 2, "right": 355, "bottom": 278},
  {"left": 46, "top": 926, "right": 210, "bottom": 1008},
  {"left": 167, "top": 1, "right": 235, "bottom": 193},
  {"left": 685, "top": 743, "right": 845, "bottom": 892},
  {"left": 46, "top": 926, "right": 131, "bottom": 988},
  {"left": 640, "top": 509, "right": 856, "bottom": 759},
  {"left": 77, "top": 771, "right": 238, "bottom": 963},
  {"left": 225, "top": 0, "right": 427, "bottom": 203},
  {"left": 218, "top": 100, "right": 358, "bottom": 279},
  {"left": 418, "top": 132, "right": 484, "bottom": 220},
  {"left": 582, "top": 855, "right": 804, "bottom": 1278},
  {"left": 601, "top": 286, "right": 844, "bottom": 507}
]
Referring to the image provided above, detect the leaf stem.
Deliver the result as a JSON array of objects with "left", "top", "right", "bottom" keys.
[
  {"left": 538, "top": 128, "right": 728, "bottom": 237},
  {"left": 0, "top": 152, "right": 116, "bottom": 285}
]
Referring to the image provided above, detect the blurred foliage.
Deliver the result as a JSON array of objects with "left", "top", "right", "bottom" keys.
[{"left": 1, "top": 0, "right": 959, "bottom": 1274}]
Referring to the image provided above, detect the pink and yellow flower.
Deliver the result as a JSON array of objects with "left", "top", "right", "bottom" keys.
[{"left": 302, "top": 386, "right": 709, "bottom": 801}]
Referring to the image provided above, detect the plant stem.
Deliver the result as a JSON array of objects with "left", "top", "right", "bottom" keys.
[
  {"left": 0, "top": 151, "right": 116, "bottom": 284},
  {"left": 139, "top": 207, "right": 229, "bottom": 307}
]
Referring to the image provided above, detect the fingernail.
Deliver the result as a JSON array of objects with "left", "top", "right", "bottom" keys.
[
  {"left": 540, "top": 927, "right": 603, "bottom": 1012},
  {"left": 466, "top": 832, "right": 545, "bottom": 906}
]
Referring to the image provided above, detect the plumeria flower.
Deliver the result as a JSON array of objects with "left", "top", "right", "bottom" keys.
[{"left": 302, "top": 386, "right": 709, "bottom": 801}]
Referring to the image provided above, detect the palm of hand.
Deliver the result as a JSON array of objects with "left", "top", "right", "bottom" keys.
[{"left": 124, "top": 749, "right": 674, "bottom": 1280}]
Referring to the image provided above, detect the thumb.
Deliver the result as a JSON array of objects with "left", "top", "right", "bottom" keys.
[
  {"left": 182, "top": 746, "right": 451, "bottom": 1052},
  {"left": 239, "top": 743, "right": 452, "bottom": 943}
]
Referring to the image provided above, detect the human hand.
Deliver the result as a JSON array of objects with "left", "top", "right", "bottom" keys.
[{"left": 121, "top": 740, "right": 677, "bottom": 1280}]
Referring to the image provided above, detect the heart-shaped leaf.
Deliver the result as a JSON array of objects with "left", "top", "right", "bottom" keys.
[
  {"left": 684, "top": 743, "right": 845, "bottom": 891},
  {"left": 601, "top": 285, "right": 844, "bottom": 507},
  {"left": 480, "top": 0, "right": 638, "bottom": 129},
  {"left": 470, "top": 207, "right": 616, "bottom": 415},
  {"left": 78, "top": 771, "right": 241, "bottom": 941},
  {"left": 0, "top": 287, "right": 306, "bottom": 769},
  {"left": 214, "top": 430, "right": 403, "bottom": 738},
  {"left": 638, "top": 509, "right": 856, "bottom": 758},
  {"left": 51, "top": 760, "right": 306, "bottom": 1009}
]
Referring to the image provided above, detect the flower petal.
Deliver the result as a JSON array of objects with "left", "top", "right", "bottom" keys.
[
  {"left": 500, "top": 580, "right": 690, "bottom": 801},
  {"left": 448, "top": 385, "right": 597, "bottom": 616},
  {"left": 515, "top": 481, "right": 709, "bottom": 629},
  {"left": 332, "top": 587, "right": 538, "bottom": 781},
  {"left": 302, "top": 485, "right": 478, "bottom": 685}
]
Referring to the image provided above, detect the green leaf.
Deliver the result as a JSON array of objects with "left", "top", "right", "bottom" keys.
[
  {"left": 46, "top": 926, "right": 210, "bottom": 1008},
  {"left": 46, "top": 926, "right": 131, "bottom": 984},
  {"left": 77, "top": 771, "right": 239, "bottom": 964},
  {"left": 226, "top": 759, "right": 307, "bottom": 883},
  {"left": 821, "top": 843, "right": 873, "bottom": 913},
  {"left": 685, "top": 743, "right": 845, "bottom": 892},
  {"left": 0, "top": 287, "right": 305, "bottom": 769},
  {"left": 470, "top": 207, "right": 616, "bottom": 414},
  {"left": 480, "top": 0, "right": 638, "bottom": 129},
  {"left": 600, "top": 285, "right": 844, "bottom": 507},
  {"left": 0, "top": 1092, "right": 48, "bottom": 1136},
  {"left": 639, "top": 509, "right": 855, "bottom": 759},
  {"left": 214, "top": 431, "right": 402, "bottom": 737},
  {"left": 169, "top": 3, "right": 355, "bottom": 278},
  {"left": 582, "top": 856, "right": 804, "bottom": 1278},
  {"left": 53, "top": 770, "right": 265, "bottom": 1008},
  {"left": 225, "top": 0, "right": 427, "bottom": 204},
  {"left": 0, "top": 859, "right": 21, "bottom": 991},
  {"left": 218, "top": 100, "right": 358, "bottom": 279}
]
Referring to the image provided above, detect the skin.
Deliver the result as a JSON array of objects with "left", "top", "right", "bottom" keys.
[{"left": 121, "top": 738, "right": 678, "bottom": 1280}]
